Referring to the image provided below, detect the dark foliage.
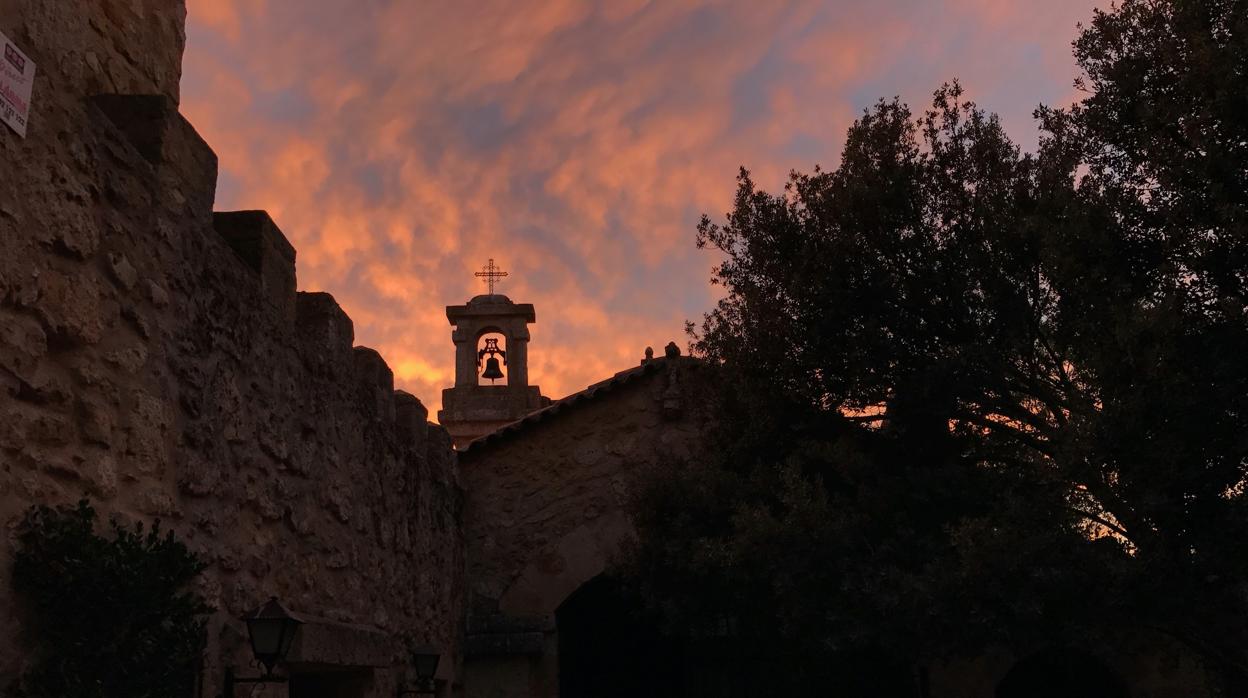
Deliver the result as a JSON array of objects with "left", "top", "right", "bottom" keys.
[
  {"left": 627, "top": 0, "right": 1248, "bottom": 692},
  {"left": 9, "top": 500, "right": 210, "bottom": 698}
]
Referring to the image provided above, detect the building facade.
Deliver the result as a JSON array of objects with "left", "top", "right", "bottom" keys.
[{"left": 0, "top": 2, "right": 1220, "bottom": 696}]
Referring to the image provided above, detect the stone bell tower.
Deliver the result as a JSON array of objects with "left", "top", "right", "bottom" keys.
[{"left": 439, "top": 260, "right": 550, "bottom": 448}]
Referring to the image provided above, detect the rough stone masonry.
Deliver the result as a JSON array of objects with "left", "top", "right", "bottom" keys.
[
  {"left": 2, "top": 3, "right": 1220, "bottom": 698},
  {"left": 0, "top": 2, "right": 463, "bottom": 695}
]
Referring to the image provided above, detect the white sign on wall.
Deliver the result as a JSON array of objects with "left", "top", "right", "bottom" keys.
[{"left": 0, "top": 29, "right": 35, "bottom": 138}]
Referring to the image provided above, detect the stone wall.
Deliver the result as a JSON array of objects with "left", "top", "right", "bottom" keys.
[
  {"left": 459, "top": 357, "right": 713, "bottom": 697},
  {"left": 0, "top": 2, "right": 462, "bottom": 695}
]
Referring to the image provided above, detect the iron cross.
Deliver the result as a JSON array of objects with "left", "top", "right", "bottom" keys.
[{"left": 474, "top": 258, "right": 509, "bottom": 294}]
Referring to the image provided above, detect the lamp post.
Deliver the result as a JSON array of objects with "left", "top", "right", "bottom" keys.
[
  {"left": 397, "top": 645, "right": 441, "bottom": 696},
  {"left": 225, "top": 597, "right": 304, "bottom": 698}
]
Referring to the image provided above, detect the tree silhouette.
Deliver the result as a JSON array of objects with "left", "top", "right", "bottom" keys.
[{"left": 629, "top": 0, "right": 1248, "bottom": 690}]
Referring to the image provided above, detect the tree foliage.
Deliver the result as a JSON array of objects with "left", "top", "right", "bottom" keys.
[
  {"left": 9, "top": 501, "right": 210, "bottom": 698},
  {"left": 628, "top": 0, "right": 1248, "bottom": 691}
]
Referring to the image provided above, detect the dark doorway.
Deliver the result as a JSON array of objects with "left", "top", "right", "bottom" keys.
[
  {"left": 289, "top": 669, "right": 373, "bottom": 698},
  {"left": 996, "top": 648, "right": 1129, "bottom": 698},
  {"left": 557, "top": 575, "right": 683, "bottom": 698},
  {"left": 556, "top": 576, "right": 920, "bottom": 697}
]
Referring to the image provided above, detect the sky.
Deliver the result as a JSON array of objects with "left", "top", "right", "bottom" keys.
[{"left": 180, "top": 0, "right": 1101, "bottom": 416}]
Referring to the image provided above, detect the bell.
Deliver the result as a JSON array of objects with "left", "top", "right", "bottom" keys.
[{"left": 482, "top": 356, "right": 504, "bottom": 382}]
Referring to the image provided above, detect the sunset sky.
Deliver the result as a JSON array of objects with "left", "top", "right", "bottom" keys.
[{"left": 180, "top": 0, "right": 1100, "bottom": 416}]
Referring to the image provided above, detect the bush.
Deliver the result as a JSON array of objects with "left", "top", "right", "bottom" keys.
[{"left": 9, "top": 500, "right": 210, "bottom": 698}]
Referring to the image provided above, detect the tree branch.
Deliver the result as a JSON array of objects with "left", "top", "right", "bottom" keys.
[
  {"left": 1065, "top": 506, "right": 1134, "bottom": 543},
  {"left": 959, "top": 412, "right": 1056, "bottom": 457}
]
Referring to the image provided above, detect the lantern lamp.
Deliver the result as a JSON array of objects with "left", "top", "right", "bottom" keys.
[
  {"left": 413, "top": 645, "right": 440, "bottom": 682},
  {"left": 225, "top": 597, "right": 303, "bottom": 698},
  {"left": 399, "top": 645, "right": 442, "bottom": 696},
  {"left": 244, "top": 596, "right": 303, "bottom": 675}
]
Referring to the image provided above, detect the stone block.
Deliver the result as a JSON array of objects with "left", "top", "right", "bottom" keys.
[
  {"left": 8, "top": 404, "right": 73, "bottom": 447},
  {"left": 131, "top": 388, "right": 173, "bottom": 429},
  {"left": 0, "top": 311, "right": 47, "bottom": 381},
  {"left": 89, "top": 94, "right": 217, "bottom": 220},
  {"left": 296, "top": 292, "right": 354, "bottom": 374},
  {"left": 104, "top": 343, "right": 149, "bottom": 374},
  {"left": 425, "top": 425, "right": 456, "bottom": 475},
  {"left": 14, "top": 365, "right": 72, "bottom": 406},
  {"left": 146, "top": 279, "right": 169, "bottom": 307},
  {"left": 45, "top": 185, "right": 100, "bottom": 260},
  {"left": 213, "top": 211, "right": 297, "bottom": 323},
  {"left": 98, "top": 1, "right": 188, "bottom": 102},
  {"left": 353, "top": 347, "right": 395, "bottom": 423},
  {"left": 138, "top": 488, "right": 179, "bottom": 517},
  {"left": 178, "top": 453, "right": 220, "bottom": 496},
  {"left": 90, "top": 455, "right": 118, "bottom": 498},
  {"left": 105, "top": 252, "right": 137, "bottom": 290},
  {"left": 35, "top": 267, "right": 103, "bottom": 346},
  {"left": 394, "top": 390, "right": 429, "bottom": 453},
  {"left": 79, "top": 395, "right": 115, "bottom": 445}
]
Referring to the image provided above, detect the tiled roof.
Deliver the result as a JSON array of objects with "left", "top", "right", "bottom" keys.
[{"left": 461, "top": 358, "right": 680, "bottom": 455}]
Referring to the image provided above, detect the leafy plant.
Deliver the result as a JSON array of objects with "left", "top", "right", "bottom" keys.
[
  {"left": 629, "top": 0, "right": 1248, "bottom": 691},
  {"left": 9, "top": 500, "right": 210, "bottom": 698}
]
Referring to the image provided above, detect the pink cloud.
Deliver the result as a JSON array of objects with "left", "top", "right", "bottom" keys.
[{"left": 181, "top": 0, "right": 1100, "bottom": 415}]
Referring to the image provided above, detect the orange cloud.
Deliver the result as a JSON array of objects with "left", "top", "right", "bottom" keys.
[{"left": 181, "top": 0, "right": 1099, "bottom": 416}]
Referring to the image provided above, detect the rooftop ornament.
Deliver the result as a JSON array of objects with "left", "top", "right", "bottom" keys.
[
  {"left": 225, "top": 597, "right": 303, "bottom": 697},
  {"left": 474, "top": 257, "right": 508, "bottom": 295}
]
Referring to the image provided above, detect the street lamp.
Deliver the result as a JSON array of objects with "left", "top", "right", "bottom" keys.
[
  {"left": 398, "top": 645, "right": 441, "bottom": 696},
  {"left": 225, "top": 597, "right": 304, "bottom": 698}
]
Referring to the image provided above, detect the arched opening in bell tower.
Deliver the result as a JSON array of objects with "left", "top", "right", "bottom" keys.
[{"left": 476, "top": 331, "right": 508, "bottom": 386}]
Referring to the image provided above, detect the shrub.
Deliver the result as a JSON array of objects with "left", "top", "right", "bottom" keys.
[{"left": 9, "top": 500, "right": 210, "bottom": 698}]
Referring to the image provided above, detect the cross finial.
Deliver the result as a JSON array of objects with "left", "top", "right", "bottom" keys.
[{"left": 474, "top": 258, "right": 509, "bottom": 295}]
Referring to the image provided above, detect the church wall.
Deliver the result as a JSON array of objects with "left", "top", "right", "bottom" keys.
[
  {"left": 462, "top": 360, "right": 712, "bottom": 614},
  {"left": 0, "top": 2, "right": 462, "bottom": 695},
  {"left": 459, "top": 358, "right": 714, "bottom": 697}
]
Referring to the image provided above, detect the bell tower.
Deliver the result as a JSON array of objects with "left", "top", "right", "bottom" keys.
[{"left": 439, "top": 260, "right": 550, "bottom": 448}]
